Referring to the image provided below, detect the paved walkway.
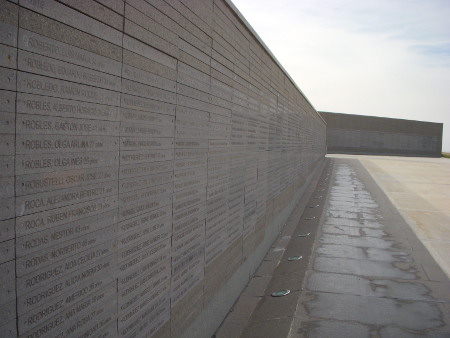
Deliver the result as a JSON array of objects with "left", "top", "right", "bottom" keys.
[{"left": 216, "top": 156, "right": 450, "bottom": 337}]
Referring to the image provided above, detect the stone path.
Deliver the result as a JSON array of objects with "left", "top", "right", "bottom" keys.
[{"left": 216, "top": 157, "right": 450, "bottom": 338}]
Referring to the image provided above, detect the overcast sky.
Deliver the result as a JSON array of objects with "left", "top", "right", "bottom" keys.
[{"left": 232, "top": 0, "right": 450, "bottom": 152}]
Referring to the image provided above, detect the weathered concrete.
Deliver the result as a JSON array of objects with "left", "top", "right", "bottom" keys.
[
  {"left": 356, "top": 155, "right": 450, "bottom": 279},
  {"left": 216, "top": 156, "right": 450, "bottom": 337}
]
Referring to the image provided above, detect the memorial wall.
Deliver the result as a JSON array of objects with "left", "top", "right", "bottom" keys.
[
  {"left": 0, "top": 0, "right": 326, "bottom": 337},
  {"left": 320, "top": 111, "right": 443, "bottom": 157}
]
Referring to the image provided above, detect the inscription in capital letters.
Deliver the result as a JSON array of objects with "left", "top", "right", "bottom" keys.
[
  {"left": 17, "top": 181, "right": 117, "bottom": 215},
  {"left": 17, "top": 93, "right": 119, "bottom": 121},
  {"left": 16, "top": 210, "right": 116, "bottom": 258},
  {"left": 17, "top": 114, "right": 119, "bottom": 136},
  {"left": 17, "top": 167, "right": 118, "bottom": 195},
  {"left": 19, "top": 29, "right": 122, "bottom": 76},
  {"left": 17, "top": 72, "right": 120, "bottom": 106},
  {"left": 17, "top": 225, "right": 115, "bottom": 277},
  {"left": 19, "top": 51, "right": 120, "bottom": 90},
  {"left": 17, "top": 152, "right": 118, "bottom": 175},
  {"left": 17, "top": 196, "right": 117, "bottom": 236},
  {"left": 17, "top": 135, "right": 118, "bottom": 154}
]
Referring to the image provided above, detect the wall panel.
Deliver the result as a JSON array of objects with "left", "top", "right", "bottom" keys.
[
  {"left": 321, "top": 111, "right": 442, "bottom": 157},
  {"left": 0, "top": 1, "right": 326, "bottom": 337}
]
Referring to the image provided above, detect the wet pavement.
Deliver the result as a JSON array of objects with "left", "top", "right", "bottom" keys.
[{"left": 216, "top": 157, "right": 450, "bottom": 338}]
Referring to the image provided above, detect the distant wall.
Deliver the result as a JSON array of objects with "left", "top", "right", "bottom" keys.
[
  {"left": 0, "top": 1, "right": 326, "bottom": 337},
  {"left": 320, "top": 112, "right": 443, "bottom": 157}
]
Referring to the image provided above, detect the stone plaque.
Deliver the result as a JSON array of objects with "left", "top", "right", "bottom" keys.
[
  {"left": 120, "top": 136, "right": 173, "bottom": 151},
  {"left": 21, "top": 0, "right": 122, "bottom": 45},
  {"left": 175, "top": 148, "right": 208, "bottom": 160},
  {"left": 16, "top": 239, "right": 115, "bottom": 280},
  {"left": 0, "top": 21, "right": 17, "bottom": 48},
  {"left": 119, "top": 160, "right": 173, "bottom": 179},
  {"left": 0, "top": 299, "right": 15, "bottom": 328},
  {"left": 118, "top": 239, "right": 171, "bottom": 288},
  {"left": 120, "top": 107, "right": 174, "bottom": 126},
  {"left": 17, "top": 92, "right": 120, "bottom": 121},
  {"left": 118, "top": 265, "right": 169, "bottom": 319},
  {"left": 0, "top": 260, "right": 15, "bottom": 304},
  {"left": 16, "top": 166, "right": 118, "bottom": 196},
  {"left": 205, "top": 233, "right": 226, "bottom": 265},
  {"left": 17, "top": 261, "right": 114, "bottom": 316},
  {"left": 173, "top": 202, "right": 206, "bottom": 232},
  {"left": 0, "top": 239, "right": 14, "bottom": 264},
  {"left": 122, "top": 78, "right": 176, "bottom": 104},
  {"left": 0, "top": 134, "right": 14, "bottom": 155},
  {"left": 20, "top": 283, "right": 116, "bottom": 337},
  {"left": 121, "top": 93, "right": 175, "bottom": 115},
  {"left": 18, "top": 50, "right": 121, "bottom": 91},
  {"left": 175, "top": 126, "right": 209, "bottom": 139},
  {"left": 16, "top": 224, "right": 116, "bottom": 277},
  {"left": 118, "top": 224, "right": 171, "bottom": 263},
  {"left": 126, "top": 296, "right": 169, "bottom": 338},
  {"left": 16, "top": 180, "right": 117, "bottom": 216},
  {"left": 174, "top": 165, "right": 206, "bottom": 184},
  {"left": 119, "top": 285, "right": 170, "bottom": 337},
  {"left": 176, "top": 117, "right": 209, "bottom": 130},
  {"left": 0, "top": 197, "right": 14, "bottom": 221},
  {"left": 122, "top": 63, "right": 176, "bottom": 92},
  {"left": 0, "top": 218, "right": 14, "bottom": 243},
  {"left": 175, "top": 138, "right": 208, "bottom": 149},
  {"left": 120, "top": 171, "right": 173, "bottom": 193},
  {"left": 0, "top": 44, "right": 16, "bottom": 70},
  {"left": 16, "top": 151, "right": 118, "bottom": 175},
  {"left": 119, "top": 258, "right": 170, "bottom": 306},
  {"left": 0, "top": 176, "right": 14, "bottom": 198},
  {"left": 118, "top": 204, "right": 171, "bottom": 236},
  {"left": 173, "top": 186, "right": 206, "bottom": 214},
  {"left": 16, "top": 196, "right": 117, "bottom": 236},
  {"left": 123, "top": 35, "right": 176, "bottom": 70},
  {"left": 17, "top": 253, "right": 116, "bottom": 315},
  {"left": 19, "top": 29, "right": 122, "bottom": 76},
  {"left": 119, "top": 194, "right": 172, "bottom": 222},
  {"left": 118, "top": 215, "right": 171, "bottom": 253},
  {"left": 175, "top": 105, "right": 209, "bottom": 122},
  {"left": 172, "top": 224, "right": 204, "bottom": 265},
  {"left": 17, "top": 72, "right": 120, "bottom": 106},
  {"left": 16, "top": 114, "right": 119, "bottom": 136},
  {"left": 120, "top": 149, "right": 174, "bottom": 165},
  {"left": 16, "top": 210, "right": 116, "bottom": 258},
  {"left": 171, "top": 264, "right": 203, "bottom": 306},
  {"left": 0, "top": 319, "right": 17, "bottom": 338},
  {"left": 119, "top": 182, "right": 172, "bottom": 208},
  {"left": 120, "top": 122, "right": 174, "bottom": 138},
  {"left": 0, "top": 90, "right": 15, "bottom": 113},
  {"left": 16, "top": 134, "right": 118, "bottom": 154},
  {"left": 0, "top": 67, "right": 15, "bottom": 91}
]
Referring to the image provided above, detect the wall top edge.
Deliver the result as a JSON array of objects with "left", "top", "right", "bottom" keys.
[
  {"left": 319, "top": 111, "right": 443, "bottom": 127},
  {"left": 224, "top": 0, "right": 326, "bottom": 125}
]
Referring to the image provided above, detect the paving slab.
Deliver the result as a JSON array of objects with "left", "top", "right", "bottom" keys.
[{"left": 215, "top": 156, "right": 450, "bottom": 337}]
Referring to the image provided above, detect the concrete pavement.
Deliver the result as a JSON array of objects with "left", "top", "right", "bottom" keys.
[{"left": 215, "top": 155, "right": 450, "bottom": 337}]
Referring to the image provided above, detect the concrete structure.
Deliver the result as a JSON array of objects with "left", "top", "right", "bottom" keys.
[
  {"left": 320, "top": 111, "right": 443, "bottom": 157},
  {"left": 0, "top": 1, "right": 325, "bottom": 337}
]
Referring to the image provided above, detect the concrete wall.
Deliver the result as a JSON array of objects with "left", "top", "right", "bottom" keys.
[
  {"left": 321, "top": 112, "right": 443, "bottom": 157},
  {"left": 0, "top": 1, "right": 326, "bottom": 337}
]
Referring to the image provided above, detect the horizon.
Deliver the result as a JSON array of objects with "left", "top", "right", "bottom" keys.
[{"left": 232, "top": 0, "right": 450, "bottom": 153}]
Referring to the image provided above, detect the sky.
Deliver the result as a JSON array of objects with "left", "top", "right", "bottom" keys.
[{"left": 232, "top": 0, "right": 450, "bottom": 152}]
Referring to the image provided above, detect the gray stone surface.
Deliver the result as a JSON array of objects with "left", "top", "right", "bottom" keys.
[
  {"left": 1, "top": 0, "right": 326, "bottom": 337},
  {"left": 321, "top": 111, "right": 443, "bottom": 157},
  {"left": 216, "top": 158, "right": 450, "bottom": 337}
]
